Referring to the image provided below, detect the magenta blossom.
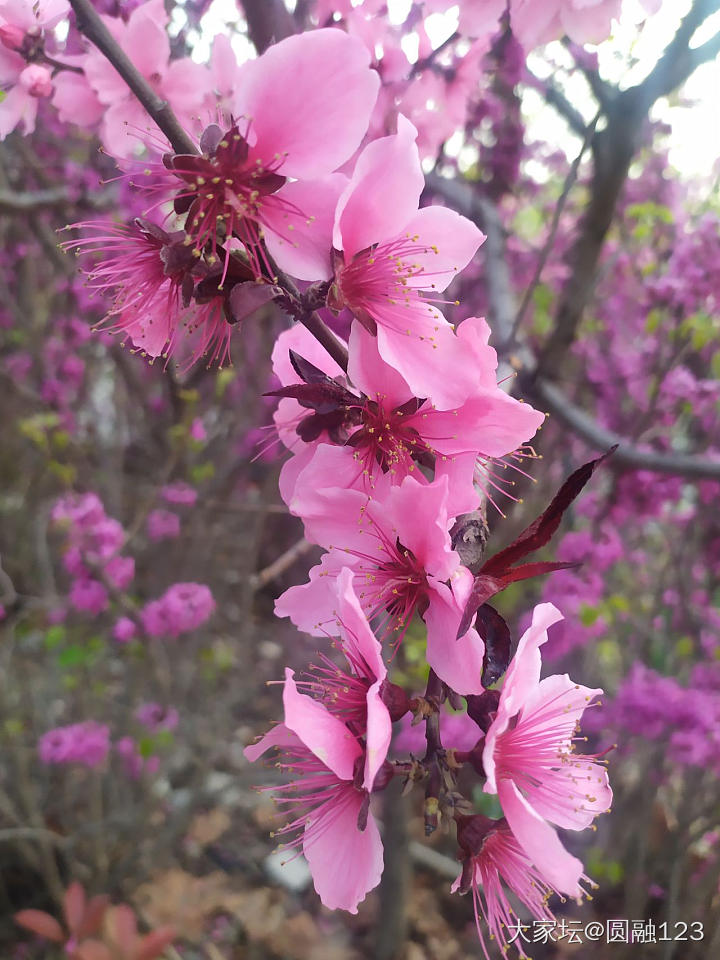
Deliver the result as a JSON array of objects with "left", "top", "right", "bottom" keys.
[
  {"left": 452, "top": 815, "right": 564, "bottom": 960},
  {"left": 244, "top": 668, "right": 384, "bottom": 914},
  {"left": 135, "top": 702, "right": 179, "bottom": 733},
  {"left": 38, "top": 721, "right": 110, "bottom": 769},
  {"left": 147, "top": 509, "right": 180, "bottom": 542},
  {"left": 113, "top": 616, "right": 137, "bottom": 644},
  {"left": 276, "top": 474, "right": 486, "bottom": 694},
  {"left": 483, "top": 603, "right": 613, "bottom": 896},
  {"left": 161, "top": 482, "right": 197, "bottom": 506},
  {"left": 140, "top": 582, "right": 215, "bottom": 638}
]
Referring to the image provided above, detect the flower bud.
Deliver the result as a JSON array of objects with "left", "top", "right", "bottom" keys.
[
  {"left": 19, "top": 64, "right": 53, "bottom": 99},
  {"left": 0, "top": 23, "right": 25, "bottom": 51}
]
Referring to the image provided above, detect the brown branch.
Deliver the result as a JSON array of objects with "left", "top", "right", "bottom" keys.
[
  {"left": 240, "top": 0, "right": 296, "bottom": 54},
  {"left": 531, "top": 378, "right": 720, "bottom": 481},
  {"left": 249, "top": 538, "right": 314, "bottom": 591},
  {"left": 538, "top": 0, "right": 720, "bottom": 378},
  {"left": 525, "top": 68, "right": 589, "bottom": 137},
  {"left": 67, "top": 0, "right": 197, "bottom": 155}
]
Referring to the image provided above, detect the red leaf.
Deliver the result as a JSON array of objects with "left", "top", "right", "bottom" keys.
[
  {"left": 64, "top": 882, "right": 86, "bottom": 935},
  {"left": 136, "top": 928, "right": 177, "bottom": 960},
  {"left": 76, "top": 896, "right": 109, "bottom": 940},
  {"left": 456, "top": 575, "right": 505, "bottom": 638},
  {"left": 482, "top": 448, "right": 615, "bottom": 576},
  {"left": 499, "top": 560, "right": 581, "bottom": 585},
  {"left": 15, "top": 909, "right": 64, "bottom": 942},
  {"left": 73, "top": 940, "right": 113, "bottom": 960}
]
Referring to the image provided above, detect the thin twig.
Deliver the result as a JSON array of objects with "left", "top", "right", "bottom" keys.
[
  {"left": 249, "top": 538, "right": 314, "bottom": 591},
  {"left": 511, "top": 110, "right": 600, "bottom": 342},
  {"left": 530, "top": 377, "right": 720, "bottom": 480}
]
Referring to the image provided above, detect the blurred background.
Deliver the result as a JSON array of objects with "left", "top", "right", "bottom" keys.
[{"left": 1, "top": 0, "right": 719, "bottom": 957}]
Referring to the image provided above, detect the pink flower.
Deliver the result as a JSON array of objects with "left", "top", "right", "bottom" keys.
[
  {"left": 273, "top": 318, "right": 544, "bottom": 515},
  {"left": 161, "top": 482, "right": 197, "bottom": 506},
  {"left": 156, "top": 28, "right": 379, "bottom": 278},
  {"left": 452, "top": 815, "right": 565, "bottom": 960},
  {"left": 135, "top": 702, "right": 179, "bottom": 732},
  {"left": 299, "top": 567, "right": 395, "bottom": 789},
  {"left": 244, "top": 666, "right": 384, "bottom": 913},
  {"left": 147, "top": 509, "right": 180, "bottom": 542},
  {"left": 0, "top": 63, "right": 54, "bottom": 138},
  {"left": 78, "top": 0, "right": 208, "bottom": 157},
  {"left": 281, "top": 118, "right": 484, "bottom": 409},
  {"left": 189, "top": 418, "right": 206, "bottom": 442},
  {"left": 113, "top": 616, "right": 137, "bottom": 644},
  {"left": 104, "top": 554, "right": 135, "bottom": 590},
  {"left": 62, "top": 218, "right": 235, "bottom": 367},
  {"left": 69, "top": 578, "right": 108, "bottom": 615},
  {"left": 276, "top": 474, "right": 486, "bottom": 694},
  {"left": 39, "top": 721, "right": 110, "bottom": 768},
  {"left": 482, "top": 603, "right": 613, "bottom": 895},
  {"left": 140, "top": 582, "right": 215, "bottom": 638}
]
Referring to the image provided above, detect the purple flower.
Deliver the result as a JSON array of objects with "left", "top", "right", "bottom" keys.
[
  {"left": 147, "top": 509, "right": 181, "bottom": 542},
  {"left": 39, "top": 722, "right": 110, "bottom": 769}
]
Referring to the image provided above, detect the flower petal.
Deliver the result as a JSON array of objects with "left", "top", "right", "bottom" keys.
[
  {"left": 303, "top": 787, "right": 383, "bottom": 913},
  {"left": 283, "top": 669, "right": 362, "bottom": 780},
  {"left": 335, "top": 115, "right": 423, "bottom": 258},
  {"left": 497, "top": 779, "right": 585, "bottom": 898},
  {"left": 238, "top": 29, "right": 379, "bottom": 179}
]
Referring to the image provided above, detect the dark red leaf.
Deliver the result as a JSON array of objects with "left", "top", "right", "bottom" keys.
[
  {"left": 265, "top": 381, "right": 352, "bottom": 412},
  {"left": 482, "top": 448, "right": 616, "bottom": 576},
  {"left": 476, "top": 604, "right": 511, "bottom": 687},
  {"left": 228, "top": 282, "right": 281, "bottom": 324},
  {"left": 199, "top": 123, "right": 223, "bottom": 156},
  {"left": 289, "top": 349, "right": 334, "bottom": 385},
  {"left": 456, "top": 575, "right": 506, "bottom": 638},
  {"left": 499, "top": 560, "right": 581, "bottom": 585}
]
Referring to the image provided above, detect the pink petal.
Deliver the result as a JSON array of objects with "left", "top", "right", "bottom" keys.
[
  {"left": 374, "top": 309, "right": 479, "bottom": 410},
  {"left": 283, "top": 670, "right": 362, "bottom": 781},
  {"left": 278, "top": 446, "right": 315, "bottom": 504},
  {"left": 424, "top": 580, "right": 485, "bottom": 695},
  {"left": 303, "top": 787, "right": 383, "bottom": 912},
  {"left": 272, "top": 323, "right": 346, "bottom": 385},
  {"left": 274, "top": 555, "right": 345, "bottom": 636},
  {"left": 365, "top": 679, "right": 392, "bottom": 790},
  {"left": 383, "top": 475, "right": 458, "bottom": 581},
  {"left": 243, "top": 721, "right": 302, "bottom": 763},
  {"left": 0, "top": 83, "right": 36, "bottom": 138},
  {"left": 500, "top": 602, "right": 564, "bottom": 719},
  {"left": 335, "top": 567, "right": 386, "bottom": 684},
  {"left": 335, "top": 115, "right": 423, "bottom": 258},
  {"left": 400, "top": 204, "right": 485, "bottom": 292},
  {"left": 347, "top": 322, "right": 413, "bottom": 409},
  {"left": 435, "top": 452, "right": 481, "bottom": 517},
  {"left": 238, "top": 28, "right": 380, "bottom": 180},
  {"left": 497, "top": 779, "right": 585, "bottom": 898},
  {"left": 127, "top": 0, "right": 170, "bottom": 78},
  {"left": 455, "top": 316, "right": 499, "bottom": 390},
  {"left": 264, "top": 175, "right": 348, "bottom": 282}
]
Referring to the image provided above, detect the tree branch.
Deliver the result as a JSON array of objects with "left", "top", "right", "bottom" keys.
[
  {"left": 68, "top": 0, "right": 197, "bottom": 155},
  {"left": 530, "top": 378, "right": 720, "bottom": 480},
  {"left": 240, "top": 0, "right": 296, "bottom": 54}
]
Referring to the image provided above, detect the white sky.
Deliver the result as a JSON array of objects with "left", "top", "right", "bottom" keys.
[{"left": 186, "top": 0, "right": 719, "bottom": 180}]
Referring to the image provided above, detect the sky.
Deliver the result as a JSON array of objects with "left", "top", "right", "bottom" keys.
[{"left": 184, "top": 0, "right": 720, "bottom": 180}]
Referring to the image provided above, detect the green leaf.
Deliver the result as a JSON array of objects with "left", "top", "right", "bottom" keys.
[{"left": 44, "top": 625, "right": 66, "bottom": 650}]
